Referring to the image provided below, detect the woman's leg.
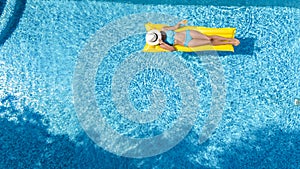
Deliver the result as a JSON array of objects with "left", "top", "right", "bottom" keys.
[
  {"left": 189, "top": 30, "right": 211, "bottom": 40},
  {"left": 187, "top": 38, "right": 240, "bottom": 47},
  {"left": 208, "top": 35, "right": 240, "bottom": 46},
  {"left": 189, "top": 31, "right": 240, "bottom": 46},
  {"left": 207, "top": 35, "right": 232, "bottom": 41},
  {"left": 211, "top": 40, "right": 239, "bottom": 46},
  {"left": 187, "top": 39, "right": 211, "bottom": 47}
]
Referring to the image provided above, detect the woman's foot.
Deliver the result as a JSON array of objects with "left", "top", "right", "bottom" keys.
[{"left": 232, "top": 39, "right": 240, "bottom": 46}]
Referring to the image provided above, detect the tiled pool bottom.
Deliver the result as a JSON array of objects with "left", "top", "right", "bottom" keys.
[
  {"left": 1, "top": 0, "right": 300, "bottom": 168},
  {"left": 1, "top": 93, "right": 299, "bottom": 168},
  {"left": 0, "top": 1, "right": 6, "bottom": 16}
]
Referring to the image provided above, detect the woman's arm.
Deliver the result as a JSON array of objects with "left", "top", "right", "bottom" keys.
[
  {"left": 162, "top": 20, "right": 187, "bottom": 31},
  {"left": 159, "top": 40, "right": 176, "bottom": 52}
]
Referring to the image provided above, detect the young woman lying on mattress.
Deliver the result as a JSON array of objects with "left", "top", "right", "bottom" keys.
[{"left": 145, "top": 20, "right": 240, "bottom": 52}]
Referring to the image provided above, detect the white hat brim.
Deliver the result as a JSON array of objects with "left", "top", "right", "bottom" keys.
[{"left": 146, "top": 29, "right": 162, "bottom": 46}]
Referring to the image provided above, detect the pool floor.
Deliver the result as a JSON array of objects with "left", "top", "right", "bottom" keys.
[{"left": 0, "top": 0, "right": 299, "bottom": 168}]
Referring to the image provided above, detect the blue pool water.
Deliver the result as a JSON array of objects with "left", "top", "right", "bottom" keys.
[
  {"left": 0, "top": 1, "right": 6, "bottom": 16},
  {"left": 1, "top": 0, "right": 300, "bottom": 168}
]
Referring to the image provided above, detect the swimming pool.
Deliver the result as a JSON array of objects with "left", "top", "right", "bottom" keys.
[{"left": 0, "top": 0, "right": 299, "bottom": 168}]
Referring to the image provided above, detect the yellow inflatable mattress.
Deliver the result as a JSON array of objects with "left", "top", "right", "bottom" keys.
[{"left": 143, "top": 22, "right": 236, "bottom": 52}]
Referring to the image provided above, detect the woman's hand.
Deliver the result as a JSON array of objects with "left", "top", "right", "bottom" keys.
[
  {"left": 158, "top": 39, "right": 164, "bottom": 45},
  {"left": 162, "top": 20, "right": 188, "bottom": 31},
  {"left": 159, "top": 39, "right": 176, "bottom": 52},
  {"left": 179, "top": 20, "right": 188, "bottom": 25}
]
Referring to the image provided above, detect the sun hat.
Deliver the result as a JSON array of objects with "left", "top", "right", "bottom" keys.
[{"left": 146, "top": 29, "right": 162, "bottom": 46}]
